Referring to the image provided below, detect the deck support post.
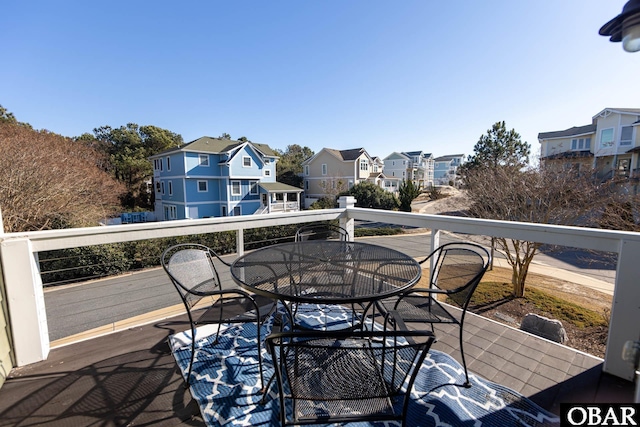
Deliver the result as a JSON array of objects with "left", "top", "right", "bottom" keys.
[{"left": 0, "top": 237, "right": 49, "bottom": 366}]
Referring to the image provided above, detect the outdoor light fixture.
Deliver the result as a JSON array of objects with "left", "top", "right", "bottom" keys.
[{"left": 600, "top": 0, "right": 640, "bottom": 52}]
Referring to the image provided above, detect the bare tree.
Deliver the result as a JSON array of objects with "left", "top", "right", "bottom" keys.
[
  {"left": 465, "top": 166, "right": 605, "bottom": 297},
  {"left": 0, "top": 122, "right": 125, "bottom": 232}
]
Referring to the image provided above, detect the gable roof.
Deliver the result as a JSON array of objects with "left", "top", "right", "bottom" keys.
[
  {"left": 434, "top": 154, "right": 465, "bottom": 162},
  {"left": 383, "top": 152, "right": 411, "bottom": 161},
  {"left": 149, "top": 136, "right": 277, "bottom": 158},
  {"left": 593, "top": 108, "right": 640, "bottom": 120},
  {"left": 302, "top": 147, "right": 371, "bottom": 165},
  {"left": 338, "top": 148, "right": 367, "bottom": 161},
  {"left": 537, "top": 124, "right": 597, "bottom": 140}
]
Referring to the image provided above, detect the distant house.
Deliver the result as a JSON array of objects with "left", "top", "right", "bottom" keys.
[
  {"left": 539, "top": 108, "right": 640, "bottom": 180},
  {"left": 383, "top": 151, "right": 434, "bottom": 189},
  {"left": 433, "top": 154, "right": 465, "bottom": 186},
  {"left": 301, "top": 147, "right": 377, "bottom": 208},
  {"left": 149, "top": 137, "right": 302, "bottom": 220}
]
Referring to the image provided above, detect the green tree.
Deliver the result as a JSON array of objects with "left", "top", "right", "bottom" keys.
[
  {"left": 93, "top": 123, "right": 183, "bottom": 209},
  {"left": 341, "top": 182, "right": 399, "bottom": 210},
  {"left": 0, "top": 104, "right": 32, "bottom": 128},
  {"left": 461, "top": 121, "right": 530, "bottom": 177},
  {"left": 398, "top": 179, "right": 421, "bottom": 212},
  {"left": 275, "top": 144, "right": 314, "bottom": 188}
]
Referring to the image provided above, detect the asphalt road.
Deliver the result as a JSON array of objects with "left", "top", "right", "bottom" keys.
[{"left": 44, "top": 232, "right": 616, "bottom": 342}]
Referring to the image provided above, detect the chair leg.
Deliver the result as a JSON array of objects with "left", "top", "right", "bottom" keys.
[
  {"left": 186, "top": 326, "right": 197, "bottom": 387},
  {"left": 256, "top": 322, "right": 265, "bottom": 389},
  {"left": 459, "top": 328, "right": 471, "bottom": 388}
]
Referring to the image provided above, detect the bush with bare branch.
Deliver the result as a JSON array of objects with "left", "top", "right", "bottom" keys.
[
  {"left": 0, "top": 123, "right": 125, "bottom": 232},
  {"left": 465, "top": 166, "right": 605, "bottom": 297}
]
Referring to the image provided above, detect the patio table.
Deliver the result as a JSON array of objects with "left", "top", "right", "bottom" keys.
[{"left": 230, "top": 240, "right": 422, "bottom": 328}]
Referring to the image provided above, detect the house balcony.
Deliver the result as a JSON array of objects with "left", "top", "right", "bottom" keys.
[{"left": 0, "top": 197, "right": 638, "bottom": 424}]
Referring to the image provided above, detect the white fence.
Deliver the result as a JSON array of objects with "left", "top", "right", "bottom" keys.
[{"left": 1, "top": 197, "right": 639, "bottom": 382}]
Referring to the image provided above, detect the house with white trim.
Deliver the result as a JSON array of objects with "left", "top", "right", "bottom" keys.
[
  {"left": 538, "top": 108, "right": 640, "bottom": 180},
  {"left": 301, "top": 147, "right": 379, "bottom": 208},
  {"left": 433, "top": 154, "right": 465, "bottom": 186},
  {"left": 149, "top": 137, "right": 302, "bottom": 220},
  {"left": 383, "top": 151, "right": 434, "bottom": 189}
]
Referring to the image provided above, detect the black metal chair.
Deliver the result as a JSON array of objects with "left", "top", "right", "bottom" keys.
[
  {"left": 294, "top": 222, "right": 349, "bottom": 242},
  {"left": 293, "top": 223, "right": 360, "bottom": 330},
  {"left": 266, "top": 329, "right": 435, "bottom": 426},
  {"left": 161, "top": 243, "right": 274, "bottom": 387},
  {"left": 377, "top": 242, "right": 491, "bottom": 387}
]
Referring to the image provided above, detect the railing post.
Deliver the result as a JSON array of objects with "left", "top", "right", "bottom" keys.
[
  {"left": 430, "top": 229, "right": 441, "bottom": 282},
  {"left": 338, "top": 196, "right": 356, "bottom": 242},
  {"left": 236, "top": 229, "right": 244, "bottom": 256},
  {"left": 0, "top": 237, "right": 49, "bottom": 366},
  {"left": 604, "top": 238, "right": 640, "bottom": 380}
]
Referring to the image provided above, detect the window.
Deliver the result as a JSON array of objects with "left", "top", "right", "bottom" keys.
[
  {"left": 154, "top": 159, "right": 163, "bottom": 171},
  {"left": 305, "top": 180, "right": 309, "bottom": 190},
  {"left": 304, "top": 165, "right": 309, "bottom": 176},
  {"left": 571, "top": 137, "right": 591, "bottom": 150},
  {"left": 233, "top": 206, "right": 241, "bottom": 216},
  {"left": 166, "top": 156, "right": 171, "bottom": 171},
  {"left": 156, "top": 181, "right": 161, "bottom": 193},
  {"left": 243, "top": 156, "right": 252, "bottom": 167},
  {"left": 360, "top": 159, "right": 368, "bottom": 171},
  {"left": 197, "top": 180, "right": 208, "bottom": 192},
  {"left": 600, "top": 128, "right": 614, "bottom": 148},
  {"left": 168, "top": 181, "right": 173, "bottom": 195},
  {"left": 161, "top": 181, "right": 165, "bottom": 195},
  {"left": 164, "top": 205, "right": 177, "bottom": 220},
  {"left": 621, "top": 126, "right": 633, "bottom": 146},
  {"left": 264, "top": 169, "right": 271, "bottom": 177},
  {"left": 322, "top": 164, "right": 327, "bottom": 175},
  {"left": 222, "top": 206, "right": 227, "bottom": 217},
  {"left": 231, "top": 181, "right": 241, "bottom": 195},
  {"left": 250, "top": 181, "right": 258, "bottom": 195},
  {"left": 198, "top": 154, "right": 209, "bottom": 166}
]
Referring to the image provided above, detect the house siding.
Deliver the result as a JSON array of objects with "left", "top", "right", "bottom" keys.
[{"left": 0, "top": 269, "right": 12, "bottom": 390}]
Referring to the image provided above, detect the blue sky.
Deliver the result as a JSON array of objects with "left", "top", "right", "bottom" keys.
[{"left": 1, "top": 1, "right": 637, "bottom": 160}]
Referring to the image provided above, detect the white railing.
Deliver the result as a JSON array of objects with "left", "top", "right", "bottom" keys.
[{"left": 1, "top": 196, "right": 639, "bottom": 382}]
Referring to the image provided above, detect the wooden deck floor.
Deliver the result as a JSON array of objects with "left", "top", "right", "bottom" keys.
[{"left": 0, "top": 312, "right": 634, "bottom": 427}]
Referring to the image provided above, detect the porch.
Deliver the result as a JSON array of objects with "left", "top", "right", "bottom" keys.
[{"left": 0, "top": 197, "right": 639, "bottom": 424}]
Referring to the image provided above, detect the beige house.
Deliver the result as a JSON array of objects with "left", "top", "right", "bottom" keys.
[
  {"left": 301, "top": 148, "right": 376, "bottom": 208},
  {"left": 539, "top": 108, "right": 640, "bottom": 180}
]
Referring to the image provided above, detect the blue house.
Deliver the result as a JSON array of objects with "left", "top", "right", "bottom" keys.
[
  {"left": 149, "top": 137, "right": 302, "bottom": 220},
  {"left": 433, "top": 154, "right": 465, "bottom": 186}
]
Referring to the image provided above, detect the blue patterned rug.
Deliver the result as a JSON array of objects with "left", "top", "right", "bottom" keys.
[{"left": 169, "top": 304, "right": 560, "bottom": 426}]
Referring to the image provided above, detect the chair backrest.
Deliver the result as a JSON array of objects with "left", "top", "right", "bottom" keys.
[
  {"left": 161, "top": 244, "right": 224, "bottom": 309},
  {"left": 295, "top": 223, "right": 349, "bottom": 242},
  {"left": 267, "top": 329, "right": 435, "bottom": 425},
  {"left": 422, "top": 242, "right": 491, "bottom": 308}
]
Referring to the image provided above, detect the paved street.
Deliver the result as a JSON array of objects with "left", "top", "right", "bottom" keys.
[{"left": 44, "top": 231, "right": 616, "bottom": 343}]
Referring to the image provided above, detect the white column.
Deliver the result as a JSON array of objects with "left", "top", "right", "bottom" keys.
[
  {"left": 0, "top": 237, "right": 49, "bottom": 365},
  {"left": 338, "top": 196, "right": 356, "bottom": 241},
  {"left": 604, "top": 238, "right": 640, "bottom": 380},
  {"left": 236, "top": 229, "right": 245, "bottom": 256},
  {"left": 430, "top": 230, "right": 441, "bottom": 282}
]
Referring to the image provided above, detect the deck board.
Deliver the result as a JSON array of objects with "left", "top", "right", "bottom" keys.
[{"left": 0, "top": 312, "right": 634, "bottom": 426}]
